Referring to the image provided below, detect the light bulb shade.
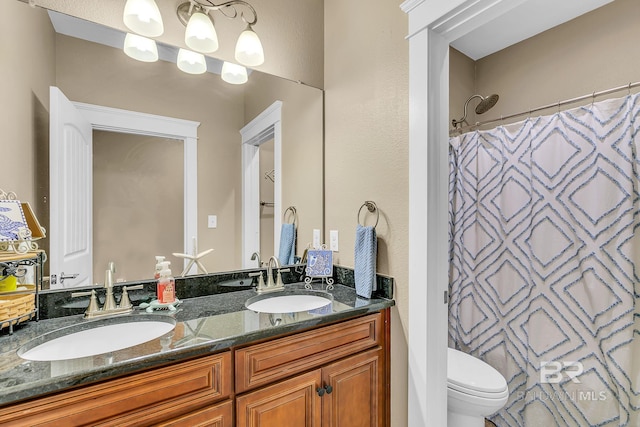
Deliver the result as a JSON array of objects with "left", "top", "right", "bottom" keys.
[
  {"left": 123, "top": 0, "right": 164, "bottom": 37},
  {"left": 235, "top": 26, "right": 264, "bottom": 66},
  {"left": 123, "top": 33, "right": 159, "bottom": 62},
  {"left": 221, "top": 62, "right": 248, "bottom": 85},
  {"left": 177, "top": 49, "right": 207, "bottom": 74},
  {"left": 185, "top": 12, "right": 219, "bottom": 53}
]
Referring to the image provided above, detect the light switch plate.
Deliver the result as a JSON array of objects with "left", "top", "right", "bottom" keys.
[
  {"left": 330, "top": 230, "right": 339, "bottom": 251},
  {"left": 208, "top": 215, "right": 217, "bottom": 228},
  {"left": 313, "top": 229, "right": 321, "bottom": 249}
]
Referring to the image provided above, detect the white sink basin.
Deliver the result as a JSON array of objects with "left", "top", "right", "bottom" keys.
[
  {"left": 245, "top": 291, "right": 333, "bottom": 314},
  {"left": 18, "top": 316, "right": 175, "bottom": 361}
]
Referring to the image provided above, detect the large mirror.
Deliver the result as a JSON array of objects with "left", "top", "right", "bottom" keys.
[{"left": 6, "top": 2, "right": 323, "bottom": 287}]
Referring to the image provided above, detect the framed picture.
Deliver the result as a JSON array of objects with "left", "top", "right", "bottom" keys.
[
  {"left": 305, "top": 249, "right": 333, "bottom": 278},
  {"left": 0, "top": 200, "right": 29, "bottom": 242}
]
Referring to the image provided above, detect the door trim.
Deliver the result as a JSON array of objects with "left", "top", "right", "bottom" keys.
[
  {"left": 73, "top": 102, "right": 200, "bottom": 274},
  {"left": 240, "top": 101, "right": 283, "bottom": 268}
]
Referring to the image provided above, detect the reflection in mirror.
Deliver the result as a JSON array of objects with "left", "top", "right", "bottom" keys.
[
  {"left": 17, "top": 5, "right": 324, "bottom": 286},
  {"left": 93, "top": 132, "right": 183, "bottom": 283},
  {"left": 259, "top": 138, "right": 275, "bottom": 262}
]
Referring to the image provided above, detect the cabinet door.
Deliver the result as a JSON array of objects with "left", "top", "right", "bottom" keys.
[
  {"left": 236, "top": 370, "right": 322, "bottom": 427},
  {"left": 322, "top": 348, "right": 384, "bottom": 427}
]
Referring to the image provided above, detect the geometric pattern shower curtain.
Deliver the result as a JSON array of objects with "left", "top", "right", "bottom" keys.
[{"left": 448, "top": 93, "right": 640, "bottom": 426}]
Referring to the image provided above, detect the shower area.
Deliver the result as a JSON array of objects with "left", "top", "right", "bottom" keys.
[
  {"left": 439, "top": 2, "right": 640, "bottom": 425},
  {"left": 448, "top": 88, "right": 640, "bottom": 426}
]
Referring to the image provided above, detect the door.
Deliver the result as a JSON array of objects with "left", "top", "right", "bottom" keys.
[
  {"left": 49, "top": 86, "right": 93, "bottom": 288},
  {"left": 323, "top": 348, "right": 385, "bottom": 427},
  {"left": 236, "top": 370, "right": 322, "bottom": 426}
]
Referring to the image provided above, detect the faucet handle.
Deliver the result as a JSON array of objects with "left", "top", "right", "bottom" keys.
[
  {"left": 276, "top": 268, "right": 290, "bottom": 288},
  {"left": 249, "top": 271, "right": 266, "bottom": 290},
  {"left": 71, "top": 289, "right": 100, "bottom": 316},
  {"left": 119, "top": 284, "right": 144, "bottom": 309}
]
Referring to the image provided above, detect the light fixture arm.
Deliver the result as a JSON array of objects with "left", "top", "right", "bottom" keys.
[{"left": 177, "top": 0, "right": 258, "bottom": 27}]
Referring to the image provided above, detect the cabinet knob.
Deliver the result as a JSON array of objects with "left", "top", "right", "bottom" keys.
[
  {"left": 316, "top": 387, "right": 325, "bottom": 397},
  {"left": 324, "top": 385, "right": 333, "bottom": 394}
]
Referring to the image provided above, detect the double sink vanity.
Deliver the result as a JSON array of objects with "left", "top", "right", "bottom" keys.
[{"left": 0, "top": 268, "right": 394, "bottom": 426}]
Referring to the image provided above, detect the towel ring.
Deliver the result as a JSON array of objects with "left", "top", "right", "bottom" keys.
[
  {"left": 283, "top": 206, "right": 297, "bottom": 226},
  {"left": 357, "top": 201, "right": 379, "bottom": 228}
]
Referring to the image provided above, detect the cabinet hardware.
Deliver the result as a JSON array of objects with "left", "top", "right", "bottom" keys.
[
  {"left": 316, "top": 386, "right": 325, "bottom": 397},
  {"left": 324, "top": 385, "right": 333, "bottom": 394}
]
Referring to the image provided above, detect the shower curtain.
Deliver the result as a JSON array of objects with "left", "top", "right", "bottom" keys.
[{"left": 448, "top": 93, "right": 640, "bottom": 426}]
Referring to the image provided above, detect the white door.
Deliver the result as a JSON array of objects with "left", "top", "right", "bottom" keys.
[{"left": 49, "top": 86, "right": 93, "bottom": 288}]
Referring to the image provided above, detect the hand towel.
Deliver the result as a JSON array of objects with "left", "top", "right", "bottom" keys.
[
  {"left": 278, "top": 222, "right": 296, "bottom": 265},
  {"left": 354, "top": 224, "right": 377, "bottom": 299}
]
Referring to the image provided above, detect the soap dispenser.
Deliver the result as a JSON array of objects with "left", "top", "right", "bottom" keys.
[
  {"left": 157, "top": 261, "right": 175, "bottom": 304},
  {"left": 154, "top": 256, "right": 166, "bottom": 279}
]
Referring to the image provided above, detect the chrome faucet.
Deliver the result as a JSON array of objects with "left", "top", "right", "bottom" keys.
[
  {"left": 249, "top": 256, "right": 289, "bottom": 294},
  {"left": 266, "top": 256, "right": 281, "bottom": 288},
  {"left": 251, "top": 251, "right": 262, "bottom": 267},
  {"left": 71, "top": 269, "right": 143, "bottom": 319}
]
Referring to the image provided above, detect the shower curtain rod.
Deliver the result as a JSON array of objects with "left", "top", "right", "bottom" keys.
[{"left": 450, "top": 80, "right": 640, "bottom": 135}]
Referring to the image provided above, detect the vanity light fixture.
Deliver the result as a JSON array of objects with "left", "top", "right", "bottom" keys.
[
  {"left": 176, "top": 0, "right": 265, "bottom": 67},
  {"left": 123, "top": 0, "right": 164, "bottom": 38},
  {"left": 221, "top": 61, "right": 248, "bottom": 84},
  {"left": 184, "top": 8, "right": 219, "bottom": 53},
  {"left": 177, "top": 48, "right": 208, "bottom": 74},
  {"left": 123, "top": 33, "right": 159, "bottom": 62}
]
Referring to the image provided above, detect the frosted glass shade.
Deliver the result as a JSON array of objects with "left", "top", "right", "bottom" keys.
[
  {"left": 123, "top": 0, "right": 164, "bottom": 37},
  {"left": 235, "top": 26, "right": 264, "bottom": 66},
  {"left": 123, "top": 33, "right": 159, "bottom": 62},
  {"left": 221, "top": 62, "right": 248, "bottom": 85},
  {"left": 177, "top": 49, "right": 207, "bottom": 74},
  {"left": 185, "top": 12, "right": 219, "bottom": 53}
]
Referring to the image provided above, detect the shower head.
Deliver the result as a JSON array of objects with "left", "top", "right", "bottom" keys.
[
  {"left": 475, "top": 94, "right": 499, "bottom": 114},
  {"left": 452, "top": 93, "right": 500, "bottom": 128}
]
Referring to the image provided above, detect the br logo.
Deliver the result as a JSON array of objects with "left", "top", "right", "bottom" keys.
[{"left": 540, "top": 361, "right": 583, "bottom": 384}]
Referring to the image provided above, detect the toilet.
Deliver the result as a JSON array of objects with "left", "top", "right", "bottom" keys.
[{"left": 447, "top": 348, "right": 509, "bottom": 427}]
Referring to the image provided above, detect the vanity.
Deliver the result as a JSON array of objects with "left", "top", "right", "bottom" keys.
[{"left": 0, "top": 278, "right": 393, "bottom": 426}]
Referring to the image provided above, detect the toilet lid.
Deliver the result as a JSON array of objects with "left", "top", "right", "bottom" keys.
[{"left": 447, "top": 348, "right": 507, "bottom": 394}]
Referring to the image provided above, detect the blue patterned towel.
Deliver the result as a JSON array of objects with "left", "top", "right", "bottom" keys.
[
  {"left": 355, "top": 224, "right": 377, "bottom": 298},
  {"left": 278, "top": 222, "right": 296, "bottom": 265}
]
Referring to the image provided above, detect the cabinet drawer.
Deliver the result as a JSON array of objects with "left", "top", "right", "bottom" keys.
[
  {"left": 236, "top": 313, "right": 382, "bottom": 393},
  {"left": 156, "top": 399, "right": 233, "bottom": 427},
  {"left": 0, "top": 352, "right": 232, "bottom": 427}
]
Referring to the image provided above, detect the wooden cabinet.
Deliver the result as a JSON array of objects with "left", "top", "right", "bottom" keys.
[
  {"left": 236, "top": 370, "right": 323, "bottom": 426},
  {"left": 322, "top": 348, "right": 384, "bottom": 427},
  {"left": 0, "top": 309, "right": 390, "bottom": 427},
  {"left": 0, "top": 352, "right": 232, "bottom": 427},
  {"left": 237, "top": 348, "right": 383, "bottom": 427},
  {"left": 236, "top": 311, "right": 390, "bottom": 427}
]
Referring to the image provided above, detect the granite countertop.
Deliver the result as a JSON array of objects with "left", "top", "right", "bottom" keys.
[{"left": 0, "top": 282, "right": 394, "bottom": 407}]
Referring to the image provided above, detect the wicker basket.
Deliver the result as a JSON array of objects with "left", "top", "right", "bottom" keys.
[{"left": 0, "top": 286, "right": 36, "bottom": 331}]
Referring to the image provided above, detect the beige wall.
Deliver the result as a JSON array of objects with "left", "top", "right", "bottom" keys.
[
  {"left": 449, "top": 47, "right": 476, "bottom": 129},
  {"left": 0, "top": 2, "right": 55, "bottom": 232},
  {"left": 34, "top": 0, "right": 324, "bottom": 89},
  {"left": 324, "top": 1, "right": 409, "bottom": 425},
  {"left": 454, "top": 0, "right": 640, "bottom": 129}
]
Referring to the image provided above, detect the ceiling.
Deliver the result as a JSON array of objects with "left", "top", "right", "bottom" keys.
[{"left": 450, "top": 0, "right": 614, "bottom": 60}]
